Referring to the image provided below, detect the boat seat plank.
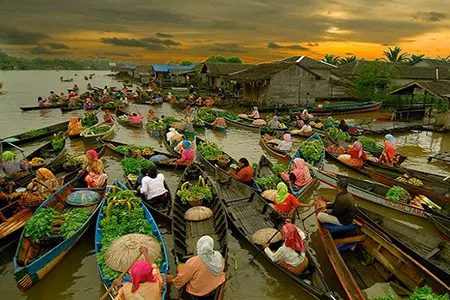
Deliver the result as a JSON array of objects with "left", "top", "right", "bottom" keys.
[
  {"left": 424, "top": 247, "right": 441, "bottom": 260},
  {"left": 185, "top": 217, "right": 217, "bottom": 254},
  {"left": 334, "top": 235, "right": 366, "bottom": 245},
  {"left": 325, "top": 223, "right": 357, "bottom": 233}
]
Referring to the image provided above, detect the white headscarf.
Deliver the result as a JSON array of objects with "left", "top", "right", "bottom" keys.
[
  {"left": 197, "top": 235, "right": 223, "bottom": 277},
  {"left": 302, "top": 109, "right": 308, "bottom": 115}
]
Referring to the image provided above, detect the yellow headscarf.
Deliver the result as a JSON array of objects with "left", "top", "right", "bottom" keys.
[
  {"left": 37, "top": 168, "right": 57, "bottom": 181},
  {"left": 275, "top": 182, "right": 289, "bottom": 204}
]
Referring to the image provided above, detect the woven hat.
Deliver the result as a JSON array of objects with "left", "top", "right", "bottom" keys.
[
  {"left": 184, "top": 206, "right": 213, "bottom": 221},
  {"left": 105, "top": 233, "right": 161, "bottom": 272},
  {"left": 251, "top": 228, "right": 282, "bottom": 245},
  {"left": 261, "top": 190, "right": 277, "bottom": 202}
]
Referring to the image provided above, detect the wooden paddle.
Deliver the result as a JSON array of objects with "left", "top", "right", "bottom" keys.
[{"left": 99, "top": 253, "right": 142, "bottom": 300}]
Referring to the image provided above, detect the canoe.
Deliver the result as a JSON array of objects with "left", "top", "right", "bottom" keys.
[
  {"left": 2, "top": 121, "right": 69, "bottom": 148},
  {"left": 195, "top": 136, "right": 261, "bottom": 193},
  {"left": 95, "top": 181, "right": 168, "bottom": 300},
  {"left": 259, "top": 127, "right": 290, "bottom": 161},
  {"left": 427, "top": 213, "right": 450, "bottom": 242},
  {"left": 172, "top": 163, "right": 228, "bottom": 300},
  {"left": 313, "top": 168, "right": 428, "bottom": 218},
  {"left": 101, "top": 140, "right": 185, "bottom": 169},
  {"left": 217, "top": 174, "right": 338, "bottom": 299},
  {"left": 219, "top": 113, "right": 286, "bottom": 131},
  {"left": 162, "top": 128, "right": 181, "bottom": 157},
  {"left": 357, "top": 207, "right": 450, "bottom": 283},
  {"left": 80, "top": 121, "right": 115, "bottom": 143},
  {"left": 315, "top": 206, "right": 450, "bottom": 300},
  {"left": 20, "top": 104, "right": 67, "bottom": 111},
  {"left": 60, "top": 106, "right": 82, "bottom": 112},
  {"left": 204, "top": 121, "right": 227, "bottom": 132},
  {"left": 116, "top": 110, "right": 143, "bottom": 129},
  {"left": 291, "top": 101, "right": 382, "bottom": 116},
  {"left": 13, "top": 173, "right": 106, "bottom": 291}
]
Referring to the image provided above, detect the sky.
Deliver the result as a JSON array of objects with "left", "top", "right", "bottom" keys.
[{"left": 1, "top": 0, "right": 450, "bottom": 64}]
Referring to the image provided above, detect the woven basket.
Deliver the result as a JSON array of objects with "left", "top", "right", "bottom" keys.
[
  {"left": 217, "top": 157, "right": 230, "bottom": 168},
  {"left": 188, "top": 194, "right": 204, "bottom": 207}
]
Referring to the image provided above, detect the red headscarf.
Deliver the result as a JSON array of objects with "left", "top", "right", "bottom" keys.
[
  {"left": 130, "top": 261, "right": 156, "bottom": 293},
  {"left": 86, "top": 149, "right": 98, "bottom": 159},
  {"left": 281, "top": 223, "right": 305, "bottom": 253}
]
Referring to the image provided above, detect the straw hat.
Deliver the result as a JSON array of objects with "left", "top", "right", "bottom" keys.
[
  {"left": 184, "top": 206, "right": 213, "bottom": 221},
  {"left": 251, "top": 228, "right": 282, "bottom": 245},
  {"left": 105, "top": 234, "right": 161, "bottom": 272}
]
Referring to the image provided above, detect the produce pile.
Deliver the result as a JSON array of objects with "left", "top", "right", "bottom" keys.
[
  {"left": 115, "top": 144, "right": 154, "bottom": 157},
  {"left": 322, "top": 117, "right": 339, "bottom": 128},
  {"left": 66, "top": 154, "right": 86, "bottom": 167},
  {"left": 272, "top": 163, "right": 287, "bottom": 174},
  {"left": 98, "top": 187, "right": 164, "bottom": 280},
  {"left": 118, "top": 115, "right": 128, "bottom": 121},
  {"left": 256, "top": 174, "right": 282, "bottom": 190},
  {"left": 23, "top": 129, "right": 46, "bottom": 138},
  {"left": 374, "top": 285, "right": 449, "bottom": 300},
  {"left": 51, "top": 132, "right": 65, "bottom": 151},
  {"left": 30, "top": 157, "right": 45, "bottom": 167},
  {"left": 217, "top": 111, "right": 239, "bottom": 120},
  {"left": 80, "top": 112, "right": 98, "bottom": 128},
  {"left": 24, "top": 207, "right": 90, "bottom": 243},
  {"left": 386, "top": 186, "right": 411, "bottom": 203},
  {"left": 396, "top": 176, "right": 424, "bottom": 187},
  {"left": 309, "top": 120, "right": 324, "bottom": 129},
  {"left": 146, "top": 120, "right": 166, "bottom": 131},
  {"left": 198, "top": 108, "right": 216, "bottom": 123},
  {"left": 327, "top": 144, "right": 346, "bottom": 157},
  {"left": 85, "top": 125, "right": 111, "bottom": 135},
  {"left": 279, "top": 115, "right": 291, "bottom": 123},
  {"left": 300, "top": 140, "right": 324, "bottom": 165},
  {"left": 329, "top": 127, "right": 352, "bottom": 142},
  {"left": 198, "top": 140, "right": 223, "bottom": 160},
  {"left": 359, "top": 137, "right": 383, "bottom": 154},
  {"left": 177, "top": 176, "right": 213, "bottom": 204},
  {"left": 120, "top": 158, "right": 155, "bottom": 175}
]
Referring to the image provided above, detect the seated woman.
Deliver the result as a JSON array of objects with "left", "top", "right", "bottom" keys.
[
  {"left": 229, "top": 158, "right": 253, "bottom": 184},
  {"left": 196, "top": 97, "right": 203, "bottom": 105},
  {"left": 338, "top": 141, "right": 367, "bottom": 168},
  {"left": 247, "top": 106, "right": 260, "bottom": 119},
  {"left": 291, "top": 115, "right": 304, "bottom": 129},
  {"left": 68, "top": 116, "right": 82, "bottom": 136},
  {"left": 275, "top": 133, "right": 292, "bottom": 152},
  {"left": 114, "top": 246, "right": 163, "bottom": 300},
  {"left": 168, "top": 235, "right": 226, "bottom": 298},
  {"left": 300, "top": 109, "right": 311, "bottom": 122},
  {"left": 205, "top": 97, "right": 213, "bottom": 107},
  {"left": 268, "top": 116, "right": 283, "bottom": 129},
  {"left": 338, "top": 119, "right": 349, "bottom": 132},
  {"left": 84, "top": 98, "right": 94, "bottom": 110},
  {"left": 263, "top": 221, "right": 308, "bottom": 275},
  {"left": 280, "top": 158, "right": 312, "bottom": 191},
  {"left": 128, "top": 113, "right": 144, "bottom": 125},
  {"left": 139, "top": 165, "right": 169, "bottom": 209},
  {"left": 38, "top": 96, "right": 46, "bottom": 107},
  {"left": 147, "top": 109, "right": 158, "bottom": 121},
  {"left": 379, "top": 134, "right": 398, "bottom": 166},
  {"left": 183, "top": 105, "right": 192, "bottom": 116},
  {"left": 181, "top": 118, "right": 195, "bottom": 135},
  {"left": 299, "top": 123, "right": 312, "bottom": 133},
  {"left": 176, "top": 140, "right": 195, "bottom": 165},
  {"left": 0, "top": 151, "right": 29, "bottom": 175},
  {"left": 84, "top": 149, "right": 108, "bottom": 188},
  {"left": 211, "top": 114, "right": 227, "bottom": 127},
  {"left": 103, "top": 109, "right": 114, "bottom": 124},
  {"left": 271, "top": 182, "right": 301, "bottom": 219},
  {"left": 23, "top": 168, "right": 61, "bottom": 207}
]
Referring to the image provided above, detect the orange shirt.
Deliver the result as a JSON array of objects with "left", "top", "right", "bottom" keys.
[
  {"left": 274, "top": 194, "right": 300, "bottom": 213},
  {"left": 234, "top": 165, "right": 253, "bottom": 183},
  {"left": 172, "top": 256, "right": 225, "bottom": 297},
  {"left": 115, "top": 264, "right": 163, "bottom": 300}
]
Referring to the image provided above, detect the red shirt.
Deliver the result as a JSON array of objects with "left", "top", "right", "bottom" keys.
[
  {"left": 274, "top": 194, "right": 300, "bottom": 213},
  {"left": 234, "top": 165, "right": 253, "bottom": 183}
]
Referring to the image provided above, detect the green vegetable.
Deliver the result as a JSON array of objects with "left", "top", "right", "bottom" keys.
[
  {"left": 255, "top": 174, "right": 282, "bottom": 190},
  {"left": 176, "top": 176, "right": 213, "bottom": 204},
  {"left": 198, "top": 140, "right": 223, "bottom": 160},
  {"left": 80, "top": 112, "right": 98, "bottom": 127},
  {"left": 329, "top": 127, "right": 352, "bottom": 142},
  {"left": 23, "top": 129, "right": 46, "bottom": 138},
  {"left": 359, "top": 137, "right": 383, "bottom": 154},
  {"left": 322, "top": 117, "right": 339, "bottom": 128},
  {"left": 300, "top": 140, "right": 324, "bottom": 165},
  {"left": 198, "top": 108, "right": 216, "bottom": 122},
  {"left": 120, "top": 158, "right": 141, "bottom": 175},
  {"left": 24, "top": 208, "right": 59, "bottom": 243},
  {"left": 146, "top": 120, "right": 166, "bottom": 131},
  {"left": 139, "top": 159, "right": 155, "bottom": 170},
  {"left": 60, "top": 208, "right": 90, "bottom": 239},
  {"left": 86, "top": 125, "right": 111, "bottom": 135},
  {"left": 217, "top": 111, "right": 239, "bottom": 120},
  {"left": 386, "top": 186, "right": 411, "bottom": 203},
  {"left": 408, "top": 285, "right": 449, "bottom": 300},
  {"left": 51, "top": 132, "right": 65, "bottom": 151},
  {"left": 373, "top": 295, "right": 397, "bottom": 300},
  {"left": 272, "top": 163, "right": 287, "bottom": 174}
]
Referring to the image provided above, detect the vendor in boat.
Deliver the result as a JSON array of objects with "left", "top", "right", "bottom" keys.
[
  {"left": 271, "top": 182, "right": 301, "bottom": 219},
  {"left": 196, "top": 97, "right": 203, "bottom": 105},
  {"left": 166, "top": 127, "right": 179, "bottom": 142},
  {"left": 0, "top": 151, "right": 29, "bottom": 175},
  {"left": 168, "top": 235, "right": 226, "bottom": 298},
  {"left": 23, "top": 168, "right": 61, "bottom": 207},
  {"left": 176, "top": 140, "right": 195, "bottom": 165},
  {"left": 338, "top": 119, "right": 349, "bottom": 132},
  {"left": 68, "top": 116, "right": 82, "bottom": 136},
  {"left": 248, "top": 106, "right": 260, "bottom": 119},
  {"left": 263, "top": 220, "right": 308, "bottom": 275},
  {"left": 274, "top": 133, "right": 292, "bottom": 152},
  {"left": 317, "top": 178, "right": 356, "bottom": 226},
  {"left": 229, "top": 158, "right": 254, "bottom": 183},
  {"left": 205, "top": 97, "right": 213, "bottom": 107},
  {"left": 147, "top": 109, "right": 158, "bottom": 121},
  {"left": 299, "top": 123, "right": 313, "bottom": 134},
  {"left": 73, "top": 84, "right": 79, "bottom": 93},
  {"left": 292, "top": 115, "right": 305, "bottom": 129},
  {"left": 128, "top": 113, "right": 144, "bottom": 125},
  {"left": 113, "top": 246, "right": 163, "bottom": 300},
  {"left": 379, "top": 134, "right": 398, "bottom": 166},
  {"left": 84, "top": 98, "right": 94, "bottom": 110},
  {"left": 38, "top": 96, "right": 46, "bottom": 107},
  {"left": 183, "top": 105, "right": 192, "bottom": 117},
  {"left": 103, "top": 109, "right": 115, "bottom": 124},
  {"left": 138, "top": 165, "right": 169, "bottom": 207},
  {"left": 211, "top": 113, "right": 227, "bottom": 127},
  {"left": 268, "top": 116, "right": 284, "bottom": 129},
  {"left": 48, "top": 91, "right": 59, "bottom": 103},
  {"left": 83, "top": 149, "right": 108, "bottom": 188},
  {"left": 60, "top": 92, "right": 68, "bottom": 103},
  {"left": 280, "top": 158, "right": 312, "bottom": 191},
  {"left": 87, "top": 83, "right": 93, "bottom": 90},
  {"left": 300, "top": 109, "right": 311, "bottom": 122},
  {"left": 338, "top": 141, "right": 367, "bottom": 168}
]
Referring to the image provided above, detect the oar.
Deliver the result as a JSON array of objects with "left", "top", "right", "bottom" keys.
[
  {"left": 99, "top": 253, "right": 142, "bottom": 300},
  {"left": 249, "top": 226, "right": 282, "bottom": 264}
]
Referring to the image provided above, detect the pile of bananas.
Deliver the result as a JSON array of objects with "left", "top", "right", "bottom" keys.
[{"left": 396, "top": 176, "right": 424, "bottom": 187}]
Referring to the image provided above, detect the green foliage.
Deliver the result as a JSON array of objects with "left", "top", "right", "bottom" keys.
[
  {"left": 115, "top": 144, "right": 154, "bottom": 156},
  {"left": 408, "top": 285, "right": 449, "bottom": 300},
  {"left": 386, "top": 186, "right": 410, "bottom": 203},
  {"left": 60, "top": 208, "right": 90, "bottom": 239},
  {"left": 408, "top": 54, "right": 425, "bottom": 65},
  {"left": 23, "top": 129, "right": 46, "bottom": 138},
  {"left": 322, "top": 54, "right": 340, "bottom": 66},
  {"left": 24, "top": 208, "right": 59, "bottom": 243},
  {"left": 80, "top": 112, "right": 98, "bottom": 127},
  {"left": 146, "top": 120, "right": 166, "bottom": 130},
  {"left": 300, "top": 140, "right": 324, "bottom": 165},
  {"left": 359, "top": 137, "right": 383, "bottom": 154},
  {"left": 51, "top": 132, "right": 65, "bottom": 150},
  {"left": 180, "top": 60, "right": 193, "bottom": 66},
  {"left": 227, "top": 57, "right": 243, "bottom": 64},
  {"left": 322, "top": 117, "right": 339, "bottom": 128},
  {"left": 339, "top": 56, "right": 357, "bottom": 65},
  {"left": 272, "top": 163, "right": 287, "bottom": 174},
  {"left": 198, "top": 140, "right": 223, "bottom": 160},
  {"left": 198, "top": 108, "right": 216, "bottom": 122},
  {"left": 86, "top": 125, "right": 111, "bottom": 135},
  {"left": 255, "top": 174, "right": 282, "bottom": 190},
  {"left": 329, "top": 127, "right": 352, "bottom": 142},
  {"left": 373, "top": 295, "right": 397, "bottom": 300},
  {"left": 217, "top": 111, "right": 239, "bottom": 120},
  {"left": 206, "top": 56, "right": 243, "bottom": 64},
  {"left": 383, "top": 46, "right": 409, "bottom": 62},
  {"left": 120, "top": 158, "right": 141, "bottom": 175},
  {"left": 139, "top": 159, "right": 155, "bottom": 171},
  {"left": 177, "top": 184, "right": 213, "bottom": 204}
]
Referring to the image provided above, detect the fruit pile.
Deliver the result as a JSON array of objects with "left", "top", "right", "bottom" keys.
[
  {"left": 327, "top": 144, "right": 346, "bottom": 156},
  {"left": 396, "top": 176, "right": 424, "bottom": 187}
]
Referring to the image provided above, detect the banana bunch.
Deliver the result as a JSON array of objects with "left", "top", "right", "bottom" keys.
[{"left": 407, "top": 177, "right": 424, "bottom": 186}]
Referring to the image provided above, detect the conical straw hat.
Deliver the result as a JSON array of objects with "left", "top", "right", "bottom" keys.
[
  {"left": 105, "top": 233, "right": 161, "bottom": 272},
  {"left": 184, "top": 206, "right": 213, "bottom": 221},
  {"left": 261, "top": 190, "right": 277, "bottom": 202},
  {"left": 251, "top": 228, "right": 282, "bottom": 245}
]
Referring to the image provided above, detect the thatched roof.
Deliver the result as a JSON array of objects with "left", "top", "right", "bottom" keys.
[
  {"left": 196, "top": 63, "right": 254, "bottom": 76},
  {"left": 388, "top": 80, "right": 450, "bottom": 99}
]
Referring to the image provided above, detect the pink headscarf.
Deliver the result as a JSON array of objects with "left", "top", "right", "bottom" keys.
[
  {"left": 352, "top": 141, "right": 363, "bottom": 158},
  {"left": 293, "top": 158, "right": 307, "bottom": 171},
  {"left": 86, "top": 149, "right": 98, "bottom": 159},
  {"left": 283, "top": 133, "right": 291, "bottom": 142},
  {"left": 130, "top": 261, "right": 156, "bottom": 293},
  {"left": 282, "top": 223, "right": 305, "bottom": 253}
]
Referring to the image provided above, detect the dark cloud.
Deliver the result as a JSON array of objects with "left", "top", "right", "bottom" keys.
[
  {"left": 155, "top": 32, "right": 173, "bottom": 38},
  {"left": 140, "top": 37, "right": 181, "bottom": 47},
  {"left": 101, "top": 38, "right": 147, "bottom": 47},
  {"left": 413, "top": 11, "right": 446, "bottom": 22},
  {"left": 101, "top": 37, "right": 181, "bottom": 51},
  {"left": 268, "top": 42, "right": 309, "bottom": 50},
  {"left": 209, "top": 43, "right": 247, "bottom": 53},
  {"left": 146, "top": 44, "right": 168, "bottom": 51},
  {"left": 101, "top": 52, "right": 131, "bottom": 57},
  {"left": 307, "top": 42, "right": 319, "bottom": 47},
  {"left": 30, "top": 46, "right": 67, "bottom": 55},
  {"left": 46, "top": 42, "right": 69, "bottom": 49},
  {"left": 0, "top": 24, "right": 48, "bottom": 45}
]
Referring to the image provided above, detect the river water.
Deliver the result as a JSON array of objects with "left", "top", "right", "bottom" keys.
[{"left": 0, "top": 70, "right": 449, "bottom": 300}]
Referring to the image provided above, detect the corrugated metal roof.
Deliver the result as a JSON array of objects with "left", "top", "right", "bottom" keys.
[{"left": 152, "top": 64, "right": 196, "bottom": 72}]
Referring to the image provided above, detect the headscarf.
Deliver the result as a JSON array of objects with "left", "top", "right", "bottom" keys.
[
  {"left": 272, "top": 116, "right": 279, "bottom": 121},
  {"left": 281, "top": 223, "right": 306, "bottom": 253},
  {"left": 302, "top": 109, "right": 308, "bottom": 115},
  {"left": 169, "top": 127, "right": 175, "bottom": 132},
  {"left": 37, "top": 168, "right": 57, "bottom": 181},
  {"left": 86, "top": 149, "right": 99, "bottom": 160},
  {"left": 283, "top": 133, "right": 291, "bottom": 142},
  {"left": 340, "top": 119, "right": 346, "bottom": 126},
  {"left": 197, "top": 235, "right": 223, "bottom": 276},
  {"left": 293, "top": 158, "right": 307, "bottom": 171},
  {"left": 182, "top": 140, "right": 191, "bottom": 150},
  {"left": 253, "top": 106, "right": 258, "bottom": 111},
  {"left": 352, "top": 141, "right": 363, "bottom": 158},
  {"left": 69, "top": 116, "right": 79, "bottom": 125},
  {"left": 275, "top": 182, "right": 289, "bottom": 204},
  {"left": 130, "top": 261, "right": 156, "bottom": 293},
  {"left": 385, "top": 134, "right": 396, "bottom": 148},
  {"left": 2, "top": 151, "right": 15, "bottom": 162}
]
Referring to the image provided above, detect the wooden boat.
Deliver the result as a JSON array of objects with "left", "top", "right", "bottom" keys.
[
  {"left": 217, "top": 174, "right": 338, "bottom": 299},
  {"left": 358, "top": 207, "right": 450, "bottom": 283},
  {"left": 80, "top": 121, "right": 115, "bottom": 143},
  {"left": 220, "top": 113, "right": 286, "bottom": 131},
  {"left": 116, "top": 109, "right": 143, "bottom": 129},
  {"left": 291, "top": 101, "right": 382, "bottom": 116},
  {"left": 162, "top": 128, "right": 181, "bottom": 157},
  {"left": 427, "top": 214, "right": 450, "bottom": 242},
  {"left": 2, "top": 121, "right": 69, "bottom": 148},
  {"left": 60, "top": 106, "right": 83, "bottom": 112},
  {"left": 101, "top": 140, "right": 185, "bottom": 169},
  {"left": 95, "top": 181, "right": 168, "bottom": 300},
  {"left": 172, "top": 163, "right": 228, "bottom": 300},
  {"left": 259, "top": 127, "right": 290, "bottom": 161},
  {"left": 13, "top": 173, "right": 106, "bottom": 291},
  {"left": 315, "top": 206, "right": 450, "bottom": 300},
  {"left": 195, "top": 136, "right": 261, "bottom": 193},
  {"left": 20, "top": 103, "right": 67, "bottom": 111},
  {"left": 204, "top": 121, "right": 227, "bottom": 132}
]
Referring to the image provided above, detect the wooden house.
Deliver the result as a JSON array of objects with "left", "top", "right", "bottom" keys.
[{"left": 193, "top": 62, "right": 254, "bottom": 88}]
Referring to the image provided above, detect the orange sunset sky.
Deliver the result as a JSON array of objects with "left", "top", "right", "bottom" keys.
[{"left": 1, "top": 0, "right": 450, "bottom": 63}]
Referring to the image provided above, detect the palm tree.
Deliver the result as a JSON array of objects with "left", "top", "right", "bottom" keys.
[
  {"left": 339, "top": 56, "right": 357, "bottom": 65},
  {"left": 383, "top": 46, "right": 409, "bottom": 63},
  {"left": 322, "top": 54, "right": 340, "bottom": 66},
  {"left": 408, "top": 54, "right": 425, "bottom": 65}
]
